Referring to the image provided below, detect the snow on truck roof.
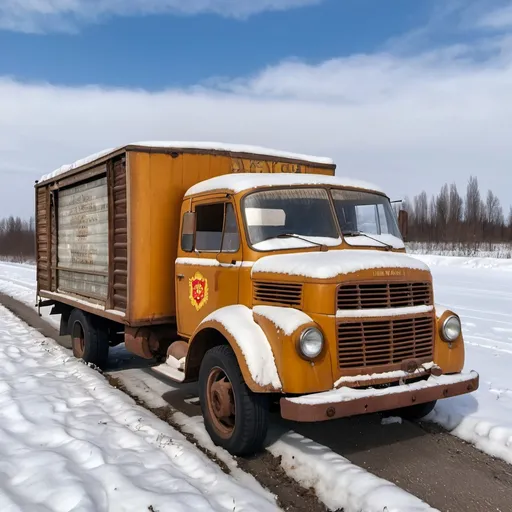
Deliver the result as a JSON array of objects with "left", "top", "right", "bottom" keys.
[
  {"left": 185, "top": 173, "right": 384, "bottom": 197},
  {"left": 38, "top": 141, "right": 335, "bottom": 184}
]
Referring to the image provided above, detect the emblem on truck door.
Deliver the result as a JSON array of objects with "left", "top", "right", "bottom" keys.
[{"left": 189, "top": 272, "right": 209, "bottom": 311}]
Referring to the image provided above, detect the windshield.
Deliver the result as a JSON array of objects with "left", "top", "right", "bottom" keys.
[
  {"left": 331, "top": 189, "right": 402, "bottom": 238},
  {"left": 243, "top": 188, "right": 340, "bottom": 250}
]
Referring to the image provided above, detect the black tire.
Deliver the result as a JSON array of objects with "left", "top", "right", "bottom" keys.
[
  {"left": 68, "top": 309, "right": 109, "bottom": 370},
  {"left": 199, "top": 345, "right": 269, "bottom": 456},
  {"left": 391, "top": 400, "right": 437, "bottom": 421}
]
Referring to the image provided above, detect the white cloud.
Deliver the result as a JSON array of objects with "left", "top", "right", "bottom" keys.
[
  {"left": 0, "top": 0, "right": 322, "bottom": 33},
  {"left": 2, "top": 29, "right": 512, "bottom": 219},
  {"left": 479, "top": 3, "right": 512, "bottom": 29},
  {"left": 2, "top": 1, "right": 512, "bottom": 219}
]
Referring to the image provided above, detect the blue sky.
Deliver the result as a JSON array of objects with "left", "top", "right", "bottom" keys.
[
  {"left": 0, "top": 0, "right": 431, "bottom": 88},
  {"left": 1, "top": 0, "right": 512, "bottom": 219}
]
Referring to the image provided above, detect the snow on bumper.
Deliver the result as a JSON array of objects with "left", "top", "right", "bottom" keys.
[{"left": 280, "top": 371, "right": 479, "bottom": 422}]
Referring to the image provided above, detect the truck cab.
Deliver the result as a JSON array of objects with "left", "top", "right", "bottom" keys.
[{"left": 160, "top": 173, "right": 478, "bottom": 455}]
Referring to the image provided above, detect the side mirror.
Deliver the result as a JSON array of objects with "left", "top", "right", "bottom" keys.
[
  {"left": 398, "top": 209, "right": 408, "bottom": 241},
  {"left": 181, "top": 212, "right": 196, "bottom": 252}
]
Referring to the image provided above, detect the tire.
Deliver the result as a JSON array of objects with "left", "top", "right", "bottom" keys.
[
  {"left": 391, "top": 400, "right": 437, "bottom": 421},
  {"left": 199, "top": 345, "right": 269, "bottom": 456},
  {"left": 68, "top": 309, "right": 109, "bottom": 370}
]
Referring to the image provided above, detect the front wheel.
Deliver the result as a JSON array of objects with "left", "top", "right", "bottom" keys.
[
  {"left": 390, "top": 400, "right": 437, "bottom": 420},
  {"left": 199, "top": 345, "right": 269, "bottom": 456}
]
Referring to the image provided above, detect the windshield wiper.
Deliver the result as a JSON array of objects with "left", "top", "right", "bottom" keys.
[
  {"left": 342, "top": 231, "right": 393, "bottom": 251},
  {"left": 259, "top": 233, "right": 328, "bottom": 251}
]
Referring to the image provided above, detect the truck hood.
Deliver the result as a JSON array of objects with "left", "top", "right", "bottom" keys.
[{"left": 251, "top": 249, "right": 430, "bottom": 280}]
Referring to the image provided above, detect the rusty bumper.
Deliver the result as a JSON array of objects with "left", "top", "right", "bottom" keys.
[{"left": 280, "top": 371, "right": 479, "bottom": 422}]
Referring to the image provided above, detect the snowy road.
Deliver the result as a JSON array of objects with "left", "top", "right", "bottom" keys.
[{"left": 1, "top": 258, "right": 512, "bottom": 511}]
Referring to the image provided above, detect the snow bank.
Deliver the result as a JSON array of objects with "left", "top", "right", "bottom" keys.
[
  {"left": 0, "top": 305, "right": 278, "bottom": 512},
  {"left": 253, "top": 306, "right": 312, "bottom": 336},
  {"left": 185, "top": 173, "right": 383, "bottom": 197},
  {"left": 201, "top": 305, "right": 282, "bottom": 389},
  {"left": 411, "top": 254, "right": 512, "bottom": 272},
  {"left": 252, "top": 249, "right": 430, "bottom": 279},
  {"left": 38, "top": 141, "right": 334, "bottom": 184},
  {"left": 267, "top": 431, "right": 435, "bottom": 512}
]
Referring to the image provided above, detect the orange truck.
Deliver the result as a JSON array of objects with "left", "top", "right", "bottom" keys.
[{"left": 35, "top": 142, "right": 479, "bottom": 455}]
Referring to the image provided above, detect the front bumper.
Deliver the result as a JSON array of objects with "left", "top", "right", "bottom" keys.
[{"left": 280, "top": 371, "right": 479, "bottom": 422}]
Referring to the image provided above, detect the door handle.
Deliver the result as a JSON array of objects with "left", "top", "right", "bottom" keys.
[{"left": 177, "top": 274, "right": 185, "bottom": 281}]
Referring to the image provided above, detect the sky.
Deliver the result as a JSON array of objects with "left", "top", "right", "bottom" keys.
[{"left": 1, "top": 0, "right": 512, "bottom": 219}]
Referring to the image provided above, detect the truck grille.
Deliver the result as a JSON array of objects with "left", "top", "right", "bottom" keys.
[
  {"left": 337, "top": 282, "right": 432, "bottom": 310},
  {"left": 253, "top": 281, "right": 303, "bottom": 307},
  {"left": 337, "top": 315, "right": 434, "bottom": 369}
]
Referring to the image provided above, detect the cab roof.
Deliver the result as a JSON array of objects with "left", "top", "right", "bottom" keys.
[{"left": 185, "top": 173, "right": 384, "bottom": 197}]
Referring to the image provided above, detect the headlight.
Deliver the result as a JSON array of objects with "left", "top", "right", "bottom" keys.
[
  {"left": 441, "top": 315, "right": 461, "bottom": 342},
  {"left": 299, "top": 327, "right": 324, "bottom": 359}
]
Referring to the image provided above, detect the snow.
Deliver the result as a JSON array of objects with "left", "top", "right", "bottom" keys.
[
  {"left": 253, "top": 306, "right": 312, "bottom": 336},
  {"left": 410, "top": 253, "right": 512, "bottom": 465},
  {"left": 266, "top": 431, "right": 434, "bottom": 512},
  {"left": 344, "top": 234, "right": 405, "bottom": 250},
  {"left": 252, "top": 249, "right": 430, "bottom": 279},
  {"left": 413, "top": 254, "right": 512, "bottom": 272},
  {"left": 336, "top": 305, "right": 433, "bottom": 319},
  {"left": 337, "top": 305, "right": 433, "bottom": 319},
  {"left": 381, "top": 416, "right": 403, "bottom": 425},
  {"left": 333, "top": 362, "right": 436, "bottom": 387},
  {"left": 434, "top": 304, "right": 449, "bottom": 318},
  {"left": 252, "top": 236, "right": 341, "bottom": 251},
  {"left": 185, "top": 173, "right": 383, "bottom": 197},
  {"left": 38, "top": 141, "right": 334, "bottom": 184},
  {"left": 39, "top": 148, "right": 115, "bottom": 183},
  {"left": 2, "top": 253, "right": 512, "bottom": 468},
  {"left": 201, "top": 305, "right": 282, "bottom": 390},
  {"left": 175, "top": 258, "right": 254, "bottom": 268},
  {"left": 114, "top": 369, "right": 435, "bottom": 512},
  {"left": 0, "top": 305, "right": 279, "bottom": 512},
  {"left": 287, "top": 372, "right": 477, "bottom": 405}
]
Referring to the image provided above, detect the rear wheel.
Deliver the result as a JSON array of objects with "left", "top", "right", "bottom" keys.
[
  {"left": 199, "top": 345, "right": 269, "bottom": 456},
  {"left": 391, "top": 400, "right": 437, "bottom": 420},
  {"left": 68, "top": 309, "right": 109, "bottom": 370}
]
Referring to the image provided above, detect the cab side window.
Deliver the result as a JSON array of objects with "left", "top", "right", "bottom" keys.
[
  {"left": 183, "top": 202, "right": 240, "bottom": 253},
  {"left": 196, "top": 203, "right": 225, "bottom": 252}
]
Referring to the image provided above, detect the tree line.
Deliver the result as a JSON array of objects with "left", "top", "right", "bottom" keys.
[
  {"left": 1, "top": 175, "right": 511, "bottom": 262},
  {"left": 401, "top": 176, "right": 512, "bottom": 244},
  {"left": 0, "top": 217, "right": 36, "bottom": 262}
]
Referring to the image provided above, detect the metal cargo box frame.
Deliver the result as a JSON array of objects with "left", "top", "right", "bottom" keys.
[{"left": 35, "top": 143, "right": 336, "bottom": 328}]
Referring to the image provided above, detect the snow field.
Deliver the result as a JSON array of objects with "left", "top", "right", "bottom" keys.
[
  {"left": 0, "top": 305, "right": 279, "bottom": 512},
  {"left": 411, "top": 254, "right": 512, "bottom": 465}
]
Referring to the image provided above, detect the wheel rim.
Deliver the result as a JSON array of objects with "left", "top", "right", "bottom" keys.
[
  {"left": 206, "top": 367, "right": 236, "bottom": 439},
  {"left": 72, "top": 321, "right": 85, "bottom": 358}
]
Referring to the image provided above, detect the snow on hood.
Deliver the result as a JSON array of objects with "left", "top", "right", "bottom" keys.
[{"left": 252, "top": 250, "right": 430, "bottom": 279}]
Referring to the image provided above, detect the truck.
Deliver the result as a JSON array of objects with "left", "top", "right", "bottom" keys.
[{"left": 35, "top": 141, "right": 479, "bottom": 456}]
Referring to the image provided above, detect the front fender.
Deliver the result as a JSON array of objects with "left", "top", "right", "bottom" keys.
[
  {"left": 186, "top": 305, "right": 282, "bottom": 393},
  {"left": 433, "top": 304, "right": 465, "bottom": 373}
]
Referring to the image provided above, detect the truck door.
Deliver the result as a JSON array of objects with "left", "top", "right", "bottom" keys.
[{"left": 176, "top": 199, "right": 242, "bottom": 337}]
